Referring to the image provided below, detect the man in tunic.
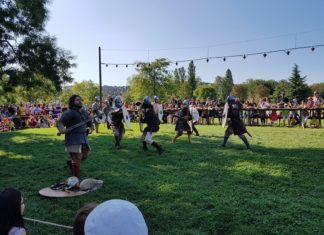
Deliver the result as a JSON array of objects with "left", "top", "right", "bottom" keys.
[
  {"left": 56, "top": 94, "right": 93, "bottom": 178},
  {"left": 140, "top": 96, "right": 164, "bottom": 155},
  {"left": 172, "top": 100, "right": 192, "bottom": 144},
  {"left": 221, "top": 96, "right": 251, "bottom": 149}
]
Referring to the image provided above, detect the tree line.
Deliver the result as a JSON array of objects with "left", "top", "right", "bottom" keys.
[{"left": 1, "top": 1, "right": 323, "bottom": 106}]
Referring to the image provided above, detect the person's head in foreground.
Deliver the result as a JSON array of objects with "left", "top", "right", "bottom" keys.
[{"left": 84, "top": 199, "right": 148, "bottom": 235}]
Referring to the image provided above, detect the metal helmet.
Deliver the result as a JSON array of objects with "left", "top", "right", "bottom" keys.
[
  {"left": 183, "top": 99, "right": 189, "bottom": 106},
  {"left": 67, "top": 176, "right": 79, "bottom": 187},
  {"left": 227, "top": 96, "right": 236, "bottom": 103},
  {"left": 114, "top": 95, "right": 123, "bottom": 108},
  {"left": 143, "top": 96, "right": 151, "bottom": 105},
  {"left": 153, "top": 96, "right": 159, "bottom": 101},
  {"left": 95, "top": 96, "right": 100, "bottom": 102}
]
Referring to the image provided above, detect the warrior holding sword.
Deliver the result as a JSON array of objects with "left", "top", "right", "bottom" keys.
[
  {"left": 221, "top": 96, "right": 251, "bottom": 150},
  {"left": 139, "top": 96, "right": 164, "bottom": 155},
  {"left": 56, "top": 94, "right": 93, "bottom": 178}
]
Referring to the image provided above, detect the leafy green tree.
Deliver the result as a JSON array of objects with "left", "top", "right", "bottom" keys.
[
  {"left": 254, "top": 85, "right": 270, "bottom": 101},
  {"left": 60, "top": 80, "right": 99, "bottom": 107},
  {"left": 288, "top": 64, "right": 312, "bottom": 101},
  {"left": 14, "top": 74, "right": 57, "bottom": 103},
  {"left": 136, "top": 58, "right": 170, "bottom": 96},
  {"left": 231, "top": 84, "right": 248, "bottom": 100},
  {"left": 193, "top": 84, "right": 216, "bottom": 100},
  {"left": 173, "top": 67, "right": 186, "bottom": 86},
  {"left": 187, "top": 61, "right": 197, "bottom": 97},
  {"left": 213, "top": 69, "right": 234, "bottom": 100},
  {"left": 310, "top": 83, "right": 324, "bottom": 97},
  {"left": 0, "top": 0, "right": 75, "bottom": 93},
  {"left": 271, "top": 79, "right": 291, "bottom": 102}
]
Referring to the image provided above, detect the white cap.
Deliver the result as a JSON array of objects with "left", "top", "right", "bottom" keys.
[{"left": 84, "top": 199, "right": 148, "bottom": 235}]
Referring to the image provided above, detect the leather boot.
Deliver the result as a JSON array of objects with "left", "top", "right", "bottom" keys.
[
  {"left": 72, "top": 164, "right": 80, "bottom": 178},
  {"left": 239, "top": 135, "right": 251, "bottom": 149},
  {"left": 151, "top": 142, "right": 164, "bottom": 155},
  {"left": 221, "top": 137, "right": 229, "bottom": 147},
  {"left": 142, "top": 141, "right": 148, "bottom": 150}
]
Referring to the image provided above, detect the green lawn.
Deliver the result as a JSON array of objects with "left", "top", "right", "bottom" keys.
[{"left": 0, "top": 124, "right": 323, "bottom": 235}]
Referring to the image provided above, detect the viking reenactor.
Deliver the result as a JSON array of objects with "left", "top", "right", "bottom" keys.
[
  {"left": 56, "top": 94, "right": 93, "bottom": 178},
  {"left": 102, "top": 98, "right": 112, "bottom": 129},
  {"left": 190, "top": 103, "right": 200, "bottom": 136},
  {"left": 172, "top": 100, "right": 193, "bottom": 143},
  {"left": 140, "top": 96, "right": 164, "bottom": 155},
  {"left": 92, "top": 96, "right": 101, "bottom": 133},
  {"left": 221, "top": 96, "right": 251, "bottom": 149},
  {"left": 110, "top": 96, "right": 125, "bottom": 149},
  {"left": 153, "top": 96, "right": 163, "bottom": 123}
]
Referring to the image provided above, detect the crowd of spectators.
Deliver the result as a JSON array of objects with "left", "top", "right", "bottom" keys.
[{"left": 1, "top": 91, "right": 323, "bottom": 132}]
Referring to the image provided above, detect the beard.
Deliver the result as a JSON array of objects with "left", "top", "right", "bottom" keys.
[{"left": 74, "top": 104, "right": 83, "bottom": 109}]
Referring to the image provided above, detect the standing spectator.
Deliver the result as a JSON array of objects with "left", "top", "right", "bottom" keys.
[{"left": 0, "top": 188, "right": 27, "bottom": 235}]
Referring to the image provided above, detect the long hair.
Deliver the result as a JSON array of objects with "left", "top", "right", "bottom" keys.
[
  {"left": 73, "top": 202, "right": 98, "bottom": 235},
  {"left": 69, "top": 94, "right": 81, "bottom": 109},
  {"left": 0, "top": 188, "right": 25, "bottom": 235}
]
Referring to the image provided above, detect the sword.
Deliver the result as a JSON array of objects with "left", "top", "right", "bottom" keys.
[{"left": 57, "top": 112, "right": 104, "bottom": 136}]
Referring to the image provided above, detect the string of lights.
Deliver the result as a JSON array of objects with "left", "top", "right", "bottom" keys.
[{"left": 100, "top": 44, "right": 324, "bottom": 68}]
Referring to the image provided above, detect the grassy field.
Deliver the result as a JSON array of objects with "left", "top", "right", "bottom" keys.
[{"left": 0, "top": 124, "right": 324, "bottom": 235}]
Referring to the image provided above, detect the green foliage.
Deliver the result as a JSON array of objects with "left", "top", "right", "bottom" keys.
[
  {"left": 231, "top": 84, "right": 249, "bottom": 101},
  {"left": 173, "top": 67, "right": 186, "bottom": 85},
  {"left": 310, "top": 83, "right": 324, "bottom": 97},
  {"left": 193, "top": 84, "right": 216, "bottom": 100},
  {"left": 244, "top": 79, "right": 278, "bottom": 102},
  {"left": 60, "top": 80, "right": 99, "bottom": 107},
  {"left": 0, "top": 0, "right": 75, "bottom": 92},
  {"left": 187, "top": 61, "right": 197, "bottom": 97},
  {"left": 125, "top": 59, "right": 171, "bottom": 102},
  {"left": 214, "top": 69, "right": 234, "bottom": 100},
  {"left": 288, "top": 64, "right": 312, "bottom": 102},
  {"left": 1, "top": 126, "right": 324, "bottom": 234},
  {"left": 270, "top": 80, "right": 291, "bottom": 102}
]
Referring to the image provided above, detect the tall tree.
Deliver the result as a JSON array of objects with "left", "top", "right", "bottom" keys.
[
  {"left": 288, "top": 64, "right": 312, "bottom": 101},
  {"left": 214, "top": 69, "right": 234, "bottom": 100},
  {"left": 136, "top": 58, "right": 170, "bottom": 96},
  {"left": 193, "top": 84, "right": 216, "bottom": 100},
  {"left": 60, "top": 80, "right": 99, "bottom": 107},
  {"left": 173, "top": 67, "right": 186, "bottom": 86},
  {"left": 310, "top": 83, "right": 324, "bottom": 97},
  {"left": 0, "top": 0, "right": 75, "bottom": 93},
  {"left": 231, "top": 84, "right": 248, "bottom": 101},
  {"left": 187, "top": 61, "right": 197, "bottom": 98},
  {"left": 271, "top": 79, "right": 291, "bottom": 102}
]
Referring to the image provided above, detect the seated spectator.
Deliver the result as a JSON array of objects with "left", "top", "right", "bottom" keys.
[
  {"left": 0, "top": 188, "right": 27, "bottom": 235},
  {"left": 84, "top": 199, "right": 148, "bottom": 235},
  {"left": 73, "top": 202, "right": 98, "bottom": 235},
  {"left": 310, "top": 116, "right": 320, "bottom": 128}
]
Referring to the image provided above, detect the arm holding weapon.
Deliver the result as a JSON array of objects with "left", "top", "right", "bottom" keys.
[{"left": 136, "top": 102, "right": 144, "bottom": 132}]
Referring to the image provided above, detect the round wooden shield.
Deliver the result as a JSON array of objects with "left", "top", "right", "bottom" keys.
[{"left": 39, "top": 187, "right": 88, "bottom": 198}]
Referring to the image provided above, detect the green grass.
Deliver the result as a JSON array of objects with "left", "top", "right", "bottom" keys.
[{"left": 0, "top": 124, "right": 324, "bottom": 235}]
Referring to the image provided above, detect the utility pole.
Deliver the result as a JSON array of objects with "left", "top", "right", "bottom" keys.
[{"left": 98, "top": 46, "right": 103, "bottom": 109}]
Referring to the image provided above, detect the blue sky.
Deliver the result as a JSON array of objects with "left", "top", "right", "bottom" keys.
[{"left": 46, "top": 0, "right": 324, "bottom": 86}]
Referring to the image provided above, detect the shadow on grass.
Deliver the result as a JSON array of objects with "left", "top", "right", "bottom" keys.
[{"left": 0, "top": 129, "right": 323, "bottom": 235}]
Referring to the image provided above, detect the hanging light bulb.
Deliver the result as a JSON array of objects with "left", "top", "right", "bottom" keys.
[
  {"left": 286, "top": 51, "right": 290, "bottom": 55},
  {"left": 243, "top": 55, "right": 246, "bottom": 59},
  {"left": 263, "top": 53, "right": 267, "bottom": 58},
  {"left": 206, "top": 58, "right": 209, "bottom": 63},
  {"left": 223, "top": 57, "right": 226, "bottom": 62},
  {"left": 311, "top": 47, "right": 315, "bottom": 51}
]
